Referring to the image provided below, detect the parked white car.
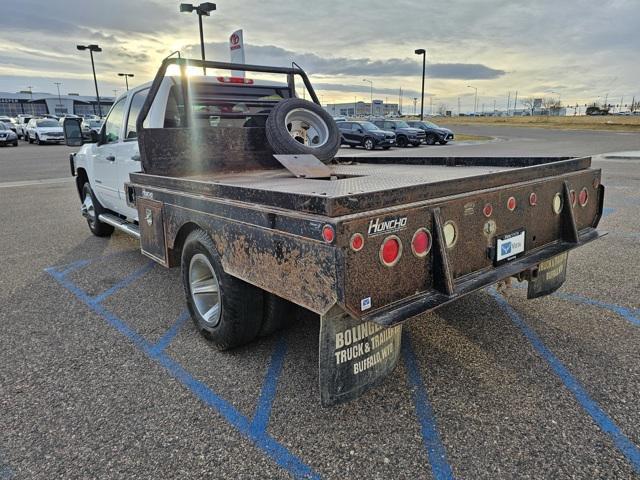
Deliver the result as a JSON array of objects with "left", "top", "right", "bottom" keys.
[
  {"left": 25, "top": 118, "right": 65, "bottom": 144},
  {"left": 14, "top": 115, "right": 32, "bottom": 139}
]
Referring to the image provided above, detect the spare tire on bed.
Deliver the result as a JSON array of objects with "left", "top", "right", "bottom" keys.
[{"left": 265, "top": 98, "right": 341, "bottom": 164}]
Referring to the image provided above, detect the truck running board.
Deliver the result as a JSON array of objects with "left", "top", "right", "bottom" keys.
[{"left": 98, "top": 213, "right": 141, "bottom": 239}]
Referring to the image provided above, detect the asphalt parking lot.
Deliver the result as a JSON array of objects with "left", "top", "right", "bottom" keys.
[{"left": 1, "top": 132, "right": 640, "bottom": 479}]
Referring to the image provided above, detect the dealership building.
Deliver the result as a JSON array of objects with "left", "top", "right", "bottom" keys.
[
  {"left": 324, "top": 99, "right": 399, "bottom": 118},
  {"left": 0, "top": 91, "right": 114, "bottom": 117}
]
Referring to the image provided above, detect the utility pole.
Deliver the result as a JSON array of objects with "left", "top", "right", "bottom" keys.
[
  {"left": 54, "top": 82, "right": 63, "bottom": 114},
  {"left": 507, "top": 91, "right": 511, "bottom": 115},
  {"left": 363, "top": 79, "right": 373, "bottom": 116},
  {"left": 458, "top": 97, "right": 461, "bottom": 116},
  {"left": 414, "top": 48, "right": 426, "bottom": 120},
  {"left": 27, "top": 86, "right": 33, "bottom": 101},
  {"left": 429, "top": 96, "right": 433, "bottom": 115},
  {"left": 180, "top": 3, "right": 217, "bottom": 75},
  {"left": 493, "top": 99, "right": 496, "bottom": 114},
  {"left": 467, "top": 85, "right": 478, "bottom": 116},
  {"left": 76, "top": 44, "right": 103, "bottom": 117},
  {"left": 513, "top": 91, "right": 518, "bottom": 114},
  {"left": 413, "top": 97, "right": 418, "bottom": 116}
]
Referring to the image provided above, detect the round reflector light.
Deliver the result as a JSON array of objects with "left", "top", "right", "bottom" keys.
[
  {"left": 380, "top": 236, "right": 402, "bottom": 267},
  {"left": 570, "top": 190, "right": 577, "bottom": 207},
  {"left": 322, "top": 225, "right": 335, "bottom": 243},
  {"left": 443, "top": 221, "right": 457, "bottom": 248},
  {"left": 529, "top": 192, "right": 538, "bottom": 206},
  {"left": 350, "top": 233, "right": 364, "bottom": 251},
  {"left": 507, "top": 196, "right": 517, "bottom": 211},
  {"left": 483, "top": 203, "right": 493, "bottom": 217},
  {"left": 411, "top": 229, "right": 432, "bottom": 257},
  {"left": 552, "top": 193, "right": 563, "bottom": 214},
  {"left": 579, "top": 187, "right": 589, "bottom": 207}
]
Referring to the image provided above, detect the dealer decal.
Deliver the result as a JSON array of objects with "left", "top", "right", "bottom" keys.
[{"left": 367, "top": 216, "right": 408, "bottom": 236}]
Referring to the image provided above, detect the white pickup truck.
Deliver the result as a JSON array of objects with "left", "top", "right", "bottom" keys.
[{"left": 71, "top": 75, "right": 290, "bottom": 237}]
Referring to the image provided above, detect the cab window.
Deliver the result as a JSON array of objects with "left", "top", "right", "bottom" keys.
[
  {"left": 125, "top": 89, "right": 149, "bottom": 139},
  {"left": 103, "top": 97, "right": 126, "bottom": 143}
]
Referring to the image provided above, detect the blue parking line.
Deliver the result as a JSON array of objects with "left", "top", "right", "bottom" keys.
[
  {"left": 91, "top": 262, "right": 155, "bottom": 303},
  {"left": 602, "top": 207, "right": 615, "bottom": 218},
  {"left": 45, "top": 266, "right": 319, "bottom": 479},
  {"left": 402, "top": 330, "right": 455, "bottom": 480},
  {"left": 489, "top": 289, "right": 640, "bottom": 474},
  {"left": 511, "top": 283, "right": 640, "bottom": 328},
  {"left": 151, "top": 310, "right": 191, "bottom": 354},
  {"left": 58, "top": 259, "right": 91, "bottom": 276},
  {"left": 251, "top": 335, "right": 288, "bottom": 435},
  {"left": 552, "top": 291, "right": 640, "bottom": 327}
]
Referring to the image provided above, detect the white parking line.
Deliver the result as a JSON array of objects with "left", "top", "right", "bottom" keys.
[{"left": 0, "top": 177, "right": 72, "bottom": 189}]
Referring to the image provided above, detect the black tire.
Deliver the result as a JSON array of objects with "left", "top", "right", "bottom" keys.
[
  {"left": 425, "top": 134, "right": 437, "bottom": 145},
  {"left": 259, "top": 292, "right": 296, "bottom": 337},
  {"left": 265, "top": 98, "right": 341, "bottom": 164},
  {"left": 411, "top": 142, "right": 421, "bottom": 147},
  {"left": 439, "top": 140, "right": 448, "bottom": 145},
  {"left": 27, "top": 133, "right": 33, "bottom": 144},
  {"left": 35, "top": 134, "right": 42, "bottom": 145},
  {"left": 182, "top": 229, "right": 264, "bottom": 350},
  {"left": 81, "top": 183, "right": 114, "bottom": 237},
  {"left": 349, "top": 144, "right": 357, "bottom": 149},
  {"left": 396, "top": 136, "right": 408, "bottom": 148},
  {"left": 363, "top": 137, "right": 375, "bottom": 150},
  {"left": 13, "top": 141, "right": 18, "bottom": 147},
  {"left": 382, "top": 146, "right": 391, "bottom": 150}
]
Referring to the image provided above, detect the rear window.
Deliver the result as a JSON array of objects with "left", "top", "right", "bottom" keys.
[{"left": 164, "top": 81, "right": 292, "bottom": 129}]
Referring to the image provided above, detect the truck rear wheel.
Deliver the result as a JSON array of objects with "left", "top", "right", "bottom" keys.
[
  {"left": 259, "top": 292, "right": 296, "bottom": 337},
  {"left": 266, "top": 98, "right": 341, "bottom": 164},
  {"left": 182, "top": 229, "right": 263, "bottom": 350},
  {"left": 81, "top": 183, "right": 114, "bottom": 237}
]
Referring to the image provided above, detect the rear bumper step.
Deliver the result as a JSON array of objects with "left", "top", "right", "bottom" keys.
[{"left": 98, "top": 213, "right": 140, "bottom": 239}]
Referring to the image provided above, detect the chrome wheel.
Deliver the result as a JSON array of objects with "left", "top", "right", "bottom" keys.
[
  {"left": 364, "top": 138, "right": 374, "bottom": 150},
  {"left": 189, "top": 253, "right": 221, "bottom": 327},
  {"left": 284, "top": 108, "right": 329, "bottom": 148}
]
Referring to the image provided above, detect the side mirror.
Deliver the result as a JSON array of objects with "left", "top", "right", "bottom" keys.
[
  {"left": 90, "top": 130, "right": 99, "bottom": 143},
  {"left": 63, "top": 118, "right": 83, "bottom": 146}
]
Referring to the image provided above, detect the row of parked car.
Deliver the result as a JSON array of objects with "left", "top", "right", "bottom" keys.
[
  {"left": 0, "top": 114, "right": 104, "bottom": 147},
  {"left": 336, "top": 118, "right": 455, "bottom": 150}
]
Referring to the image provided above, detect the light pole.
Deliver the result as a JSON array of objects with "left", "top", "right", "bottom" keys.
[
  {"left": 77, "top": 44, "right": 103, "bottom": 117},
  {"left": 54, "top": 82, "right": 62, "bottom": 114},
  {"left": 363, "top": 78, "right": 373, "bottom": 116},
  {"left": 414, "top": 48, "right": 426, "bottom": 120},
  {"left": 180, "top": 2, "right": 217, "bottom": 75},
  {"left": 118, "top": 73, "right": 134, "bottom": 91},
  {"left": 467, "top": 85, "right": 478, "bottom": 116}
]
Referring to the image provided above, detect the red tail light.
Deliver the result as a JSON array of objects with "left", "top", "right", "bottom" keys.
[
  {"left": 322, "top": 225, "right": 335, "bottom": 243},
  {"left": 380, "top": 236, "right": 402, "bottom": 267},
  {"left": 216, "top": 76, "right": 254, "bottom": 84},
  {"left": 579, "top": 188, "right": 589, "bottom": 206},
  {"left": 350, "top": 233, "right": 364, "bottom": 251},
  {"left": 411, "top": 229, "right": 432, "bottom": 257},
  {"left": 507, "top": 196, "right": 517, "bottom": 211}
]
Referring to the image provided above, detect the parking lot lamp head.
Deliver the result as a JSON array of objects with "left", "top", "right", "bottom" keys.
[
  {"left": 180, "top": 2, "right": 217, "bottom": 75},
  {"left": 414, "top": 49, "right": 426, "bottom": 120},
  {"left": 117, "top": 73, "right": 135, "bottom": 91},
  {"left": 77, "top": 44, "right": 103, "bottom": 117}
]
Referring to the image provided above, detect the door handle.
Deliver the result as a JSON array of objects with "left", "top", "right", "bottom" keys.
[{"left": 106, "top": 155, "right": 116, "bottom": 162}]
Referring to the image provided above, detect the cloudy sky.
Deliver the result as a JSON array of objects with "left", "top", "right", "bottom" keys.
[{"left": 1, "top": 0, "right": 638, "bottom": 112}]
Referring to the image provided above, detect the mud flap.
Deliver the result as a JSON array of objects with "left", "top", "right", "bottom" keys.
[
  {"left": 319, "top": 305, "right": 402, "bottom": 406},
  {"left": 527, "top": 252, "right": 569, "bottom": 299}
]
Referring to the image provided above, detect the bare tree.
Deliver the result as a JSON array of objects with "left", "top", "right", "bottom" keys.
[{"left": 522, "top": 97, "right": 536, "bottom": 115}]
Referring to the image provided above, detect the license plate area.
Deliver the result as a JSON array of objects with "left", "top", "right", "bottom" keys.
[{"left": 495, "top": 229, "right": 526, "bottom": 265}]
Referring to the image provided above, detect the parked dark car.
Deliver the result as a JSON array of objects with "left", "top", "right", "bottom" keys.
[
  {"left": 407, "top": 120, "right": 454, "bottom": 145},
  {"left": 371, "top": 120, "right": 425, "bottom": 147},
  {"left": 0, "top": 122, "right": 19, "bottom": 146},
  {"left": 338, "top": 121, "right": 396, "bottom": 150}
]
